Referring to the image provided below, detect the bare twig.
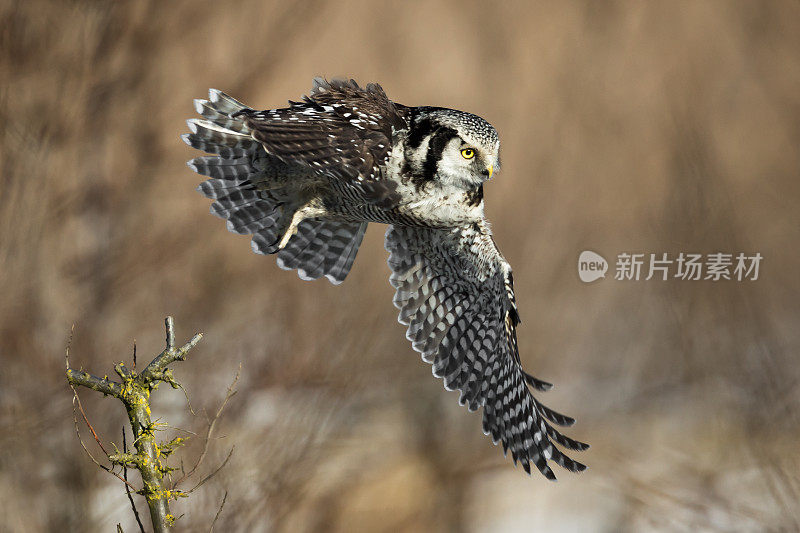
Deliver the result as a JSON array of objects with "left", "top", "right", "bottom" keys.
[
  {"left": 179, "top": 383, "right": 197, "bottom": 416},
  {"left": 209, "top": 491, "right": 228, "bottom": 533},
  {"left": 70, "top": 395, "right": 138, "bottom": 491},
  {"left": 66, "top": 325, "right": 127, "bottom": 483},
  {"left": 172, "top": 365, "right": 240, "bottom": 488},
  {"left": 164, "top": 425, "right": 198, "bottom": 436},
  {"left": 72, "top": 387, "right": 112, "bottom": 458},
  {"left": 186, "top": 446, "right": 235, "bottom": 494},
  {"left": 123, "top": 427, "right": 146, "bottom": 533}
]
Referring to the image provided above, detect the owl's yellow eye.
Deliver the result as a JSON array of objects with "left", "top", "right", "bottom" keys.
[{"left": 461, "top": 148, "right": 475, "bottom": 159}]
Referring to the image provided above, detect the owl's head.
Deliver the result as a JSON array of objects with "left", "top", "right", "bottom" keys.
[{"left": 405, "top": 107, "right": 500, "bottom": 190}]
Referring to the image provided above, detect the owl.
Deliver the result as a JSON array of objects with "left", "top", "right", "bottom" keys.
[{"left": 184, "top": 78, "right": 587, "bottom": 479}]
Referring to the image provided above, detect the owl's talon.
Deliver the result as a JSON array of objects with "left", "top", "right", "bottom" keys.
[
  {"left": 278, "top": 223, "right": 298, "bottom": 250},
  {"left": 278, "top": 202, "right": 325, "bottom": 250}
]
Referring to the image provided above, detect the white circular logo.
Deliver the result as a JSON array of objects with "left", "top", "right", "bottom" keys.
[{"left": 578, "top": 251, "right": 608, "bottom": 283}]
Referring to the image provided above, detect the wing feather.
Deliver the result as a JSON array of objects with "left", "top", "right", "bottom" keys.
[{"left": 385, "top": 222, "right": 588, "bottom": 479}]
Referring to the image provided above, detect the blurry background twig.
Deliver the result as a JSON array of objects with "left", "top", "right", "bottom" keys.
[{"left": 1, "top": 1, "right": 799, "bottom": 531}]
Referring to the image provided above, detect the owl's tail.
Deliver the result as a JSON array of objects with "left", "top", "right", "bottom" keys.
[{"left": 184, "top": 89, "right": 367, "bottom": 284}]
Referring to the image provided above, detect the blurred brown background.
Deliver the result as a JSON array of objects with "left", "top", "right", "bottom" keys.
[{"left": 2, "top": 1, "right": 799, "bottom": 531}]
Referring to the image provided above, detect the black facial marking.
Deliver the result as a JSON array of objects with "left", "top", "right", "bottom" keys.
[
  {"left": 407, "top": 117, "right": 436, "bottom": 150},
  {"left": 414, "top": 126, "right": 457, "bottom": 188}
]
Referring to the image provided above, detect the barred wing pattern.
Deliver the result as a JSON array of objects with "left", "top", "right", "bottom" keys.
[
  {"left": 385, "top": 224, "right": 588, "bottom": 479},
  {"left": 187, "top": 89, "right": 368, "bottom": 284},
  {"left": 275, "top": 218, "right": 366, "bottom": 283}
]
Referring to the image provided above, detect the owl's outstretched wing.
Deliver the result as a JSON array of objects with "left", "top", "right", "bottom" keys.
[
  {"left": 234, "top": 78, "right": 407, "bottom": 206},
  {"left": 185, "top": 89, "right": 370, "bottom": 284},
  {"left": 385, "top": 223, "right": 588, "bottom": 479}
]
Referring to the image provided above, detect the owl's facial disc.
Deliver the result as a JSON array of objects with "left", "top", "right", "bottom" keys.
[{"left": 436, "top": 136, "right": 497, "bottom": 188}]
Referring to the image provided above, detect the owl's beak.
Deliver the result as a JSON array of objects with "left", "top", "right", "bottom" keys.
[{"left": 486, "top": 165, "right": 494, "bottom": 180}]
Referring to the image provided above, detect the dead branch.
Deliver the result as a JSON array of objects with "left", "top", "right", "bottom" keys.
[{"left": 66, "top": 316, "right": 205, "bottom": 533}]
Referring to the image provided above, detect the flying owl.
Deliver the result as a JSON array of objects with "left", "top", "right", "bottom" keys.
[{"left": 184, "top": 78, "right": 588, "bottom": 479}]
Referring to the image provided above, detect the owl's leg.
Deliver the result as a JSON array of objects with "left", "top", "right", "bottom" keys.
[{"left": 278, "top": 201, "right": 326, "bottom": 250}]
